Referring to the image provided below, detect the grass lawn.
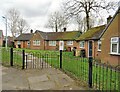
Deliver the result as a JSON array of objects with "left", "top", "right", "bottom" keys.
[
  {"left": 1, "top": 47, "right": 119, "bottom": 91},
  {"left": 1, "top": 48, "right": 23, "bottom": 68}
]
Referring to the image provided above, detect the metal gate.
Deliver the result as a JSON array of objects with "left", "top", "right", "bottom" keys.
[{"left": 24, "top": 52, "right": 59, "bottom": 69}]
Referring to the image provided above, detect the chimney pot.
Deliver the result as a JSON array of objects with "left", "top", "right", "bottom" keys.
[
  {"left": 107, "top": 15, "right": 112, "bottom": 24},
  {"left": 63, "top": 27, "right": 66, "bottom": 32},
  {"left": 30, "top": 29, "right": 33, "bottom": 33}
]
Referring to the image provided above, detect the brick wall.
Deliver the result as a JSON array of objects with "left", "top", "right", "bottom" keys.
[
  {"left": 30, "top": 33, "right": 45, "bottom": 50},
  {"left": 0, "top": 38, "right": 3, "bottom": 46},
  {"left": 101, "top": 13, "right": 120, "bottom": 66}
]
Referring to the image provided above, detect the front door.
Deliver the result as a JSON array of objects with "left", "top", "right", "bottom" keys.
[{"left": 88, "top": 41, "right": 92, "bottom": 57}]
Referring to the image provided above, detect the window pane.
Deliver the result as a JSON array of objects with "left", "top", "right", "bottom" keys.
[
  {"left": 80, "top": 41, "right": 84, "bottom": 48},
  {"left": 49, "top": 41, "right": 56, "bottom": 46},
  {"left": 67, "top": 41, "right": 73, "bottom": 45},
  {"left": 112, "top": 44, "right": 117, "bottom": 53},
  {"left": 27, "top": 41, "right": 30, "bottom": 45},
  {"left": 98, "top": 40, "right": 101, "bottom": 50},
  {"left": 17, "top": 41, "right": 21, "bottom": 45},
  {"left": 99, "top": 44, "right": 101, "bottom": 50}
]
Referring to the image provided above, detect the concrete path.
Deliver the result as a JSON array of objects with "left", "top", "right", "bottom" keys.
[{"left": 2, "top": 66, "right": 86, "bottom": 90}]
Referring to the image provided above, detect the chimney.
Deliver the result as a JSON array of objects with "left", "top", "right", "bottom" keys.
[
  {"left": 63, "top": 27, "right": 66, "bottom": 32},
  {"left": 107, "top": 15, "right": 112, "bottom": 24},
  {"left": 30, "top": 29, "right": 33, "bottom": 33}
]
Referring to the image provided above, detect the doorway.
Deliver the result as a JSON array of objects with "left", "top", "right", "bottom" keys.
[{"left": 88, "top": 41, "right": 92, "bottom": 57}]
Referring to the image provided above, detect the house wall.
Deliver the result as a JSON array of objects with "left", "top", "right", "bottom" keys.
[
  {"left": 64, "top": 41, "right": 78, "bottom": 51},
  {"left": 14, "top": 41, "right": 28, "bottom": 48},
  {"left": 76, "top": 40, "right": 101, "bottom": 59},
  {"left": 45, "top": 41, "right": 78, "bottom": 51},
  {"left": 94, "top": 41, "right": 101, "bottom": 60},
  {"left": 44, "top": 41, "right": 58, "bottom": 50},
  {"left": 101, "top": 12, "right": 120, "bottom": 66},
  {"left": 0, "top": 38, "right": 3, "bottom": 46},
  {"left": 21, "top": 41, "right": 27, "bottom": 48},
  {"left": 30, "top": 33, "right": 45, "bottom": 50}
]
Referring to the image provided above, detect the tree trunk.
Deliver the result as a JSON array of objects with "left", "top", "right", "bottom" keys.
[
  {"left": 20, "top": 29, "right": 22, "bottom": 35},
  {"left": 55, "top": 22, "right": 58, "bottom": 32},
  {"left": 86, "top": 12, "right": 90, "bottom": 31}
]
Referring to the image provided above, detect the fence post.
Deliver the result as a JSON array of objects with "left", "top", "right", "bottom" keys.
[
  {"left": 88, "top": 57, "right": 93, "bottom": 88},
  {"left": 10, "top": 48, "right": 13, "bottom": 66},
  {"left": 60, "top": 50, "right": 62, "bottom": 69},
  {"left": 25, "top": 55, "right": 27, "bottom": 69},
  {"left": 22, "top": 50, "right": 25, "bottom": 69}
]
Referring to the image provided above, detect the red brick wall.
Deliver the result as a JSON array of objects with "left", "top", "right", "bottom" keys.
[
  {"left": 0, "top": 38, "right": 3, "bottom": 46},
  {"left": 94, "top": 41, "right": 101, "bottom": 60},
  {"left": 76, "top": 40, "right": 101, "bottom": 59},
  {"left": 44, "top": 41, "right": 58, "bottom": 50},
  {"left": 45, "top": 41, "right": 78, "bottom": 51},
  {"left": 14, "top": 41, "right": 29, "bottom": 48},
  {"left": 101, "top": 12, "right": 120, "bottom": 66},
  {"left": 30, "top": 33, "right": 45, "bottom": 50},
  {"left": 64, "top": 41, "right": 78, "bottom": 51}
]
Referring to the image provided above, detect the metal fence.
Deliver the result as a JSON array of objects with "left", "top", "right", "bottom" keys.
[
  {"left": 1, "top": 48, "right": 120, "bottom": 91},
  {"left": 61, "top": 51, "right": 120, "bottom": 91}
]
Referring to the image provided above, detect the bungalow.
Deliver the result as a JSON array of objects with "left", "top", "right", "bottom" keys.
[
  {"left": 14, "top": 33, "right": 33, "bottom": 48},
  {"left": 99, "top": 6, "right": 120, "bottom": 66},
  {"left": 76, "top": 6, "right": 120, "bottom": 66},
  {"left": 0, "top": 30, "right": 3, "bottom": 47},
  {"left": 30, "top": 30, "right": 81, "bottom": 51},
  {"left": 76, "top": 25, "right": 105, "bottom": 59}
]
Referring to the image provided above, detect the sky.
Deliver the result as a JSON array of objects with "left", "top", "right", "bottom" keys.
[{"left": 0, "top": 0, "right": 119, "bottom": 36}]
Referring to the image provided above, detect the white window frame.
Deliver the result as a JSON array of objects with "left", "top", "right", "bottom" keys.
[
  {"left": 80, "top": 41, "right": 85, "bottom": 48},
  {"left": 27, "top": 41, "right": 30, "bottom": 45},
  {"left": 17, "top": 41, "right": 21, "bottom": 45},
  {"left": 110, "top": 37, "right": 120, "bottom": 55},
  {"left": 33, "top": 40, "right": 40, "bottom": 46},
  {"left": 49, "top": 41, "right": 56, "bottom": 46},
  {"left": 67, "top": 41, "right": 73, "bottom": 45},
  {"left": 98, "top": 40, "right": 101, "bottom": 51}
]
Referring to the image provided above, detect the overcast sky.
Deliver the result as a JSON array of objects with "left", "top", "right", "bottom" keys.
[
  {"left": 0, "top": 0, "right": 119, "bottom": 36},
  {"left": 0, "top": 0, "right": 64, "bottom": 36}
]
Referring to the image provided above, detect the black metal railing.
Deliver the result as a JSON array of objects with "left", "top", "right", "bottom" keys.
[{"left": 1, "top": 48, "right": 120, "bottom": 91}]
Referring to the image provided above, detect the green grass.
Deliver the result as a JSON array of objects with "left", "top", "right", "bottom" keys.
[
  {"left": 1, "top": 47, "right": 23, "bottom": 68},
  {"left": 1, "top": 48, "right": 10, "bottom": 66},
  {"left": 1, "top": 48, "right": 119, "bottom": 91}
]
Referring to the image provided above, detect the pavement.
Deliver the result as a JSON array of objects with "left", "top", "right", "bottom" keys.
[{"left": 2, "top": 66, "right": 86, "bottom": 90}]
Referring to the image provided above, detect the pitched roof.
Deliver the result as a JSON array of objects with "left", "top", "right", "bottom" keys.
[
  {"left": 76, "top": 25, "right": 105, "bottom": 41},
  {"left": 36, "top": 30, "right": 82, "bottom": 41},
  {"left": 99, "top": 6, "right": 120, "bottom": 38},
  {"left": 14, "top": 33, "right": 33, "bottom": 41}
]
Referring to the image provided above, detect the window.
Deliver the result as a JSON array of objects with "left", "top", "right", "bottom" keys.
[
  {"left": 27, "top": 41, "right": 30, "bottom": 45},
  {"left": 17, "top": 41, "right": 21, "bottom": 45},
  {"left": 33, "top": 40, "right": 40, "bottom": 46},
  {"left": 80, "top": 41, "right": 85, "bottom": 48},
  {"left": 110, "top": 37, "right": 120, "bottom": 54},
  {"left": 98, "top": 40, "right": 101, "bottom": 51},
  {"left": 67, "top": 41, "right": 73, "bottom": 45},
  {"left": 49, "top": 41, "right": 56, "bottom": 46}
]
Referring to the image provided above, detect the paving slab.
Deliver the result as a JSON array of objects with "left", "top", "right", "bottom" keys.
[
  {"left": 2, "top": 66, "right": 86, "bottom": 90},
  {"left": 28, "top": 74, "right": 49, "bottom": 83},
  {"left": 30, "top": 81, "right": 56, "bottom": 90}
]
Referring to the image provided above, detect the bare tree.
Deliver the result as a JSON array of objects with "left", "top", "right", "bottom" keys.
[
  {"left": 45, "top": 11, "right": 68, "bottom": 32},
  {"left": 17, "top": 18, "right": 29, "bottom": 35},
  {"left": 7, "top": 8, "right": 20, "bottom": 39},
  {"left": 75, "top": 15, "right": 86, "bottom": 32},
  {"left": 6, "top": 8, "right": 29, "bottom": 40},
  {"left": 75, "top": 13, "right": 96, "bottom": 32},
  {"left": 63, "top": 0, "right": 118, "bottom": 31}
]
